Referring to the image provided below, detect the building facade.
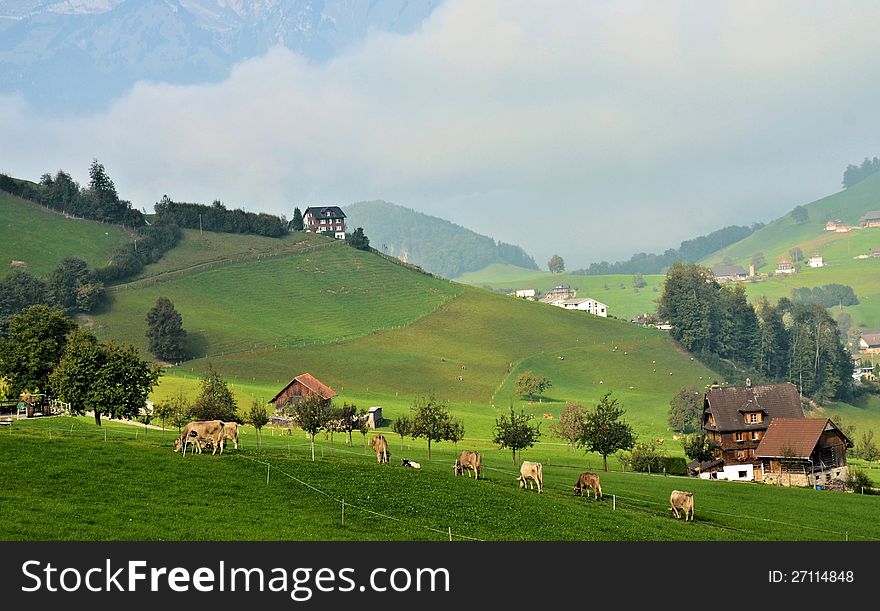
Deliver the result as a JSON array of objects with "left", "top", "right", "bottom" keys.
[{"left": 303, "top": 206, "right": 347, "bottom": 239}]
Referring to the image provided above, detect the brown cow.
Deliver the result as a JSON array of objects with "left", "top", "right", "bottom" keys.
[
  {"left": 173, "top": 420, "right": 225, "bottom": 456},
  {"left": 573, "top": 472, "right": 602, "bottom": 500},
  {"left": 223, "top": 421, "right": 240, "bottom": 450},
  {"left": 453, "top": 451, "right": 481, "bottom": 479},
  {"left": 669, "top": 490, "right": 694, "bottom": 521},
  {"left": 371, "top": 434, "right": 390, "bottom": 464},
  {"left": 518, "top": 461, "right": 543, "bottom": 493}
]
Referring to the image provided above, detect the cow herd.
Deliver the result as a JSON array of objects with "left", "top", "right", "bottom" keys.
[{"left": 172, "top": 423, "right": 695, "bottom": 521}]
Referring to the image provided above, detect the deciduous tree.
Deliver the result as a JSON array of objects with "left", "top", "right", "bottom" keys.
[
  {"left": 410, "top": 392, "right": 455, "bottom": 460},
  {"left": 493, "top": 407, "right": 541, "bottom": 465},
  {"left": 577, "top": 392, "right": 636, "bottom": 471}
]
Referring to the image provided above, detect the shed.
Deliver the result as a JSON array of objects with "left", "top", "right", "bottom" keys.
[
  {"left": 367, "top": 406, "right": 383, "bottom": 429},
  {"left": 756, "top": 418, "right": 852, "bottom": 487},
  {"left": 269, "top": 373, "right": 336, "bottom": 412}
]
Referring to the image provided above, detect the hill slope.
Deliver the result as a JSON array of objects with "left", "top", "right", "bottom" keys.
[
  {"left": 0, "top": 190, "right": 131, "bottom": 276},
  {"left": 344, "top": 200, "right": 539, "bottom": 279}
]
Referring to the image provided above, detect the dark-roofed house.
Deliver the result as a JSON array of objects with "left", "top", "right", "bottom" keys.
[
  {"left": 712, "top": 265, "right": 749, "bottom": 283},
  {"left": 756, "top": 418, "right": 852, "bottom": 487},
  {"left": 702, "top": 380, "right": 804, "bottom": 480},
  {"left": 859, "top": 211, "right": 880, "bottom": 228},
  {"left": 303, "top": 206, "right": 346, "bottom": 239},
  {"left": 270, "top": 373, "right": 337, "bottom": 413},
  {"left": 860, "top": 330, "right": 880, "bottom": 354}
]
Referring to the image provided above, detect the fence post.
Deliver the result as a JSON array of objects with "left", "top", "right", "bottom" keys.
[
  {"left": 448, "top": 527, "right": 452, "bottom": 542},
  {"left": 613, "top": 495, "right": 616, "bottom": 511},
  {"left": 342, "top": 499, "right": 345, "bottom": 527},
  {"left": 266, "top": 464, "right": 270, "bottom": 485}
]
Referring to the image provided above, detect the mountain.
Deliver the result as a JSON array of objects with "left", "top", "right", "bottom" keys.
[
  {"left": 0, "top": 0, "right": 441, "bottom": 112},
  {"left": 344, "top": 200, "right": 539, "bottom": 279}
]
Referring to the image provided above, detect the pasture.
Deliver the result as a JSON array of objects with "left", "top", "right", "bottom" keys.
[
  {"left": 1, "top": 416, "right": 878, "bottom": 541},
  {"left": 0, "top": 191, "right": 131, "bottom": 276}
]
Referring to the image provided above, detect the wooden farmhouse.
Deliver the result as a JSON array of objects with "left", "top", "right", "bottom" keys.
[
  {"left": 269, "top": 373, "right": 337, "bottom": 412},
  {"left": 701, "top": 380, "right": 804, "bottom": 481},
  {"left": 755, "top": 418, "right": 852, "bottom": 488}
]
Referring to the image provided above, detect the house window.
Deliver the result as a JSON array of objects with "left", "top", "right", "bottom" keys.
[
  {"left": 738, "top": 470, "right": 747, "bottom": 478},
  {"left": 746, "top": 413, "right": 759, "bottom": 423},
  {"left": 735, "top": 432, "right": 744, "bottom": 443},
  {"left": 751, "top": 431, "right": 760, "bottom": 441},
  {"left": 320, "top": 219, "right": 326, "bottom": 224}
]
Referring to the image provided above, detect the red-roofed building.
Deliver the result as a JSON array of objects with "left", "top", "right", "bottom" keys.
[
  {"left": 756, "top": 418, "right": 852, "bottom": 487},
  {"left": 270, "top": 373, "right": 337, "bottom": 412}
]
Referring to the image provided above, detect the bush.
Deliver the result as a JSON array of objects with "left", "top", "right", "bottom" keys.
[
  {"left": 629, "top": 442, "right": 665, "bottom": 473},
  {"left": 846, "top": 468, "right": 875, "bottom": 494},
  {"left": 660, "top": 456, "right": 688, "bottom": 476}
]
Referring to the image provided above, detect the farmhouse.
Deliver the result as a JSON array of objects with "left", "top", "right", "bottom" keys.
[
  {"left": 870, "top": 247, "right": 880, "bottom": 258},
  {"left": 712, "top": 265, "right": 749, "bottom": 283},
  {"left": 303, "top": 206, "right": 346, "bottom": 239},
  {"left": 859, "top": 211, "right": 880, "bottom": 228},
  {"left": 756, "top": 418, "right": 852, "bottom": 488},
  {"left": 269, "top": 373, "right": 337, "bottom": 412},
  {"left": 556, "top": 297, "right": 608, "bottom": 317},
  {"left": 775, "top": 258, "right": 795, "bottom": 274},
  {"left": 806, "top": 254, "right": 825, "bottom": 268},
  {"left": 544, "top": 284, "right": 576, "bottom": 300},
  {"left": 702, "top": 380, "right": 804, "bottom": 480},
  {"left": 859, "top": 330, "right": 880, "bottom": 354},
  {"left": 825, "top": 219, "right": 845, "bottom": 231},
  {"left": 514, "top": 288, "right": 536, "bottom": 300}
]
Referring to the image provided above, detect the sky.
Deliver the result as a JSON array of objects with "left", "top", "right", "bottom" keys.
[{"left": 2, "top": 0, "right": 880, "bottom": 268}]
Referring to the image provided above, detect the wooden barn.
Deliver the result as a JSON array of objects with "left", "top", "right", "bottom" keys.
[
  {"left": 756, "top": 418, "right": 852, "bottom": 488},
  {"left": 269, "top": 373, "right": 337, "bottom": 412}
]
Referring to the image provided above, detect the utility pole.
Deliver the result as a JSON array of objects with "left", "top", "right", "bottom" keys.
[{"left": 199, "top": 213, "right": 203, "bottom": 234}]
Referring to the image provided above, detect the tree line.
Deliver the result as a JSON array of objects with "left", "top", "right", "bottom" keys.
[
  {"left": 1, "top": 161, "right": 145, "bottom": 228},
  {"left": 842, "top": 156, "right": 880, "bottom": 189},
  {"left": 154, "top": 196, "right": 287, "bottom": 237},
  {"left": 658, "top": 262, "right": 853, "bottom": 403},
  {"left": 575, "top": 224, "right": 762, "bottom": 276}
]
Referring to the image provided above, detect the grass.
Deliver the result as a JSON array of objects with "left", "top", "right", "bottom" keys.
[
  {"left": 0, "top": 191, "right": 131, "bottom": 277},
  {"left": 87, "top": 245, "right": 463, "bottom": 357},
  {"left": 1, "top": 416, "right": 878, "bottom": 541},
  {"left": 454, "top": 264, "right": 665, "bottom": 321}
]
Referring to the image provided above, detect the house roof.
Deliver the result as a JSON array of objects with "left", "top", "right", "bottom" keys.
[
  {"left": 703, "top": 382, "right": 803, "bottom": 432},
  {"left": 712, "top": 265, "right": 748, "bottom": 277},
  {"left": 860, "top": 211, "right": 880, "bottom": 222},
  {"left": 755, "top": 418, "right": 851, "bottom": 459},
  {"left": 777, "top": 258, "right": 792, "bottom": 266},
  {"left": 860, "top": 330, "right": 880, "bottom": 347},
  {"left": 303, "top": 206, "right": 346, "bottom": 220},
  {"left": 687, "top": 458, "right": 724, "bottom": 473},
  {"left": 269, "top": 373, "right": 337, "bottom": 403}
]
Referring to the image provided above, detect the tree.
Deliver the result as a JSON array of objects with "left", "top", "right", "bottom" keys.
[
  {"left": 667, "top": 387, "right": 703, "bottom": 433},
  {"left": 632, "top": 273, "right": 646, "bottom": 289},
  {"left": 50, "top": 330, "right": 160, "bottom": 426},
  {"left": 47, "top": 257, "right": 94, "bottom": 312},
  {"left": 290, "top": 207, "right": 304, "bottom": 231},
  {"left": 0, "top": 305, "right": 76, "bottom": 396},
  {"left": 790, "top": 205, "right": 809, "bottom": 224},
  {"left": 548, "top": 254, "right": 565, "bottom": 274},
  {"left": 0, "top": 269, "right": 48, "bottom": 330},
  {"left": 515, "top": 371, "right": 552, "bottom": 401},
  {"left": 145, "top": 297, "right": 187, "bottom": 362},
  {"left": 410, "top": 392, "right": 455, "bottom": 460},
  {"left": 446, "top": 418, "right": 465, "bottom": 449},
  {"left": 629, "top": 441, "right": 665, "bottom": 473},
  {"left": 346, "top": 227, "right": 371, "bottom": 251},
  {"left": 190, "top": 364, "right": 238, "bottom": 422},
  {"left": 577, "top": 392, "right": 636, "bottom": 471},
  {"left": 682, "top": 432, "right": 714, "bottom": 464},
  {"left": 750, "top": 251, "right": 766, "bottom": 271},
  {"left": 248, "top": 399, "right": 270, "bottom": 448},
  {"left": 357, "top": 408, "right": 370, "bottom": 448},
  {"left": 393, "top": 414, "right": 413, "bottom": 447},
  {"left": 154, "top": 391, "right": 192, "bottom": 432},
  {"left": 756, "top": 297, "right": 790, "bottom": 380},
  {"left": 493, "top": 407, "right": 541, "bottom": 465},
  {"left": 290, "top": 395, "right": 329, "bottom": 461},
  {"left": 549, "top": 401, "right": 587, "bottom": 450},
  {"left": 788, "top": 247, "right": 804, "bottom": 264},
  {"left": 855, "top": 429, "right": 879, "bottom": 462},
  {"left": 337, "top": 402, "right": 359, "bottom": 446},
  {"left": 657, "top": 262, "right": 720, "bottom": 353}
]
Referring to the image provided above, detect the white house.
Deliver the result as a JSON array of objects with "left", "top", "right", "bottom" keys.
[
  {"left": 556, "top": 297, "right": 608, "bottom": 317},
  {"left": 699, "top": 463, "right": 755, "bottom": 482},
  {"left": 775, "top": 258, "right": 796, "bottom": 274},
  {"left": 514, "top": 288, "right": 536, "bottom": 300},
  {"left": 807, "top": 254, "right": 825, "bottom": 268}
]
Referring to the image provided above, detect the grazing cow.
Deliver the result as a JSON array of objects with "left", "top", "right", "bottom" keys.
[
  {"left": 518, "top": 461, "right": 543, "bottom": 493},
  {"left": 173, "top": 420, "right": 226, "bottom": 456},
  {"left": 453, "top": 450, "right": 482, "bottom": 479},
  {"left": 223, "top": 421, "right": 240, "bottom": 450},
  {"left": 573, "top": 472, "right": 602, "bottom": 500},
  {"left": 669, "top": 490, "right": 695, "bottom": 521},
  {"left": 402, "top": 458, "right": 421, "bottom": 469},
  {"left": 371, "top": 434, "right": 390, "bottom": 464}
]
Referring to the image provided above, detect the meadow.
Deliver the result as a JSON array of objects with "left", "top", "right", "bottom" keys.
[
  {"left": 0, "top": 191, "right": 131, "bottom": 276},
  {"left": 1, "top": 416, "right": 877, "bottom": 542}
]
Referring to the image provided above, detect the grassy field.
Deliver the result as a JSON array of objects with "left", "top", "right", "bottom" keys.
[
  {"left": 0, "top": 191, "right": 131, "bottom": 276},
  {"left": 1, "top": 416, "right": 878, "bottom": 541},
  {"left": 87, "top": 245, "right": 463, "bottom": 357},
  {"left": 454, "top": 264, "right": 664, "bottom": 321}
]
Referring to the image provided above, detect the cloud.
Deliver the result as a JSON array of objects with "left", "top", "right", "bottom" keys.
[{"left": 2, "top": 0, "right": 880, "bottom": 266}]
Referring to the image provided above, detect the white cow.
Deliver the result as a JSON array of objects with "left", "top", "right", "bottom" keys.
[{"left": 518, "top": 461, "right": 543, "bottom": 493}]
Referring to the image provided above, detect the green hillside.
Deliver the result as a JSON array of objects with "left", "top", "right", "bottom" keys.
[
  {"left": 345, "top": 200, "right": 539, "bottom": 279},
  {"left": 455, "top": 263, "right": 664, "bottom": 321},
  {"left": 0, "top": 190, "right": 131, "bottom": 276},
  {"left": 698, "top": 173, "right": 880, "bottom": 329}
]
